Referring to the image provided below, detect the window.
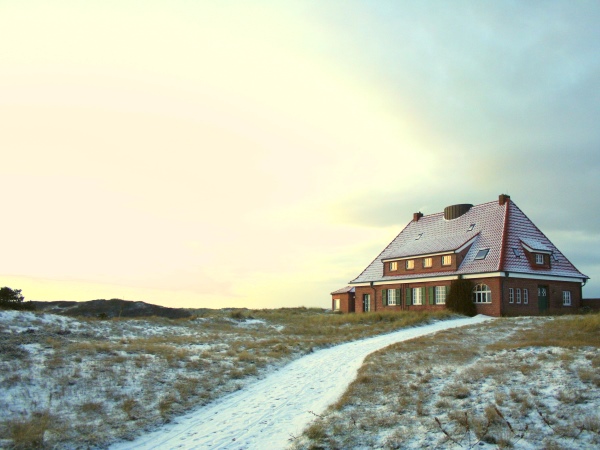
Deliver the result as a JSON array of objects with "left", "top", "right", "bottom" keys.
[
  {"left": 389, "top": 261, "right": 398, "bottom": 271},
  {"left": 512, "top": 248, "right": 520, "bottom": 258},
  {"left": 475, "top": 249, "right": 490, "bottom": 260},
  {"left": 552, "top": 253, "right": 559, "bottom": 262},
  {"left": 523, "top": 289, "right": 529, "bottom": 304},
  {"left": 423, "top": 257, "right": 432, "bottom": 268},
  {"left": 435, "top": 286, "right": 446, "bottom": 304},
  {"left": 473, "top": 284, "right": 492, "bottom": 303},
  {"left": 563, "top": 291, "right": 572, "bottom": 306},
  {"left": 415, "top": 233, "right": 423, "bottom": 240},
  {"left": 535, "top": 254, "right": 544, "bottom": 265},
  {"left": 509, "top": 288, "right": 514, "bottom": 303},
  {"left": 406, "top": 260, "right": 415, "bottom": 270},
  {"left": 334, "top": 299, "right": 340, "bottom": 311},
  {"left": 413, "top": 288, "right": 423, "bottom": 305},
  {"left": 468, "top": 223, "right": 475, "bottom": 231},
  {"left": 387, "top": 289, "right": 398, "bottom": 306},
  {"left": 363, "top": 294, "right": 371, "bottom": 312},
  {"left": 442, "top": 255, "right": 452, "bottom": 266},
  {"left": 516, "top": 288, "right": 522, "bottom": 304}
]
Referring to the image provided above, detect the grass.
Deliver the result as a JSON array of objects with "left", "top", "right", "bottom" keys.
[
  {"left": 1, "top": 307, "right": 453, "bottom": 449},
  {"left": 293, "top": 313, "right": 600, "bottom": 450}
]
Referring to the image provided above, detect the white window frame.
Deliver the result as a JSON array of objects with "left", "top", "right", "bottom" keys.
[
  {"left": 387, "top": 289, "right": 397, "bottom": 306},
  {"left": 334, "top": 298, "right": 341, "bottom": 311},
  {"left": 389, "top": 261, "right": 398, "bottom": 271},
  {"left": 442, "top": 255, "right": 452, "bottom": 266},
  {"left": 563, "top": 291, "right": 572, "bottom": 306},
  {"left": 435, "top": 286, "right": 446, "bottom": 304},
  {"left": 406, "top": 260, "right": 415, "bottom": 270},
  {"left": 473, "top": 284, "right": 492, "bottom": 304},
  {"left": 523, "top": 289, "right": 529, "bottom": 304},
  {"left": 413, "top": 288, "right": 423, "bottom": 305},
  {"left": 509, "top": 288, "right": 514, "bottom": 304},
  {"left": 423, "top": 257, "right": 432, "bottom": 268},
  {"left": 516, "top": 288, "right": 522, "bottom": 304},
  {"left": 535, "top": 253, "right": 544, "bottom": 265}
]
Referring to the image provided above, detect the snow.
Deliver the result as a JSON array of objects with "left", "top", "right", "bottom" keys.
[{"left": 111, "top": 315, "right": 492, "bottom": 449}]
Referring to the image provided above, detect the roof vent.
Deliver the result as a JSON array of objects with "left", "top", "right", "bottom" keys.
[{"left": 444, "top": 203, "right": 473, "bottom": 220}]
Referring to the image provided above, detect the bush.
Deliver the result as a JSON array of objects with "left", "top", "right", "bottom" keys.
[
  {"left": 0, "top": 287, "right": 35, "bottom": 311},
  {"left": 446, "top": 280, "right": 476, "bottom": 316}
]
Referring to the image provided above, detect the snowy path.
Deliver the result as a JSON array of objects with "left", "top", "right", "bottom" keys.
[{"left": 112, "top": 315, "right": 492, "bottom": 450}]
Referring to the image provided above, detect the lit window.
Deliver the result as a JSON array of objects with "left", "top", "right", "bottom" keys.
[
  {"left": 413, "top": 288, "right": 423, "bottom": 305},
  {"left": 435, "top": 286, "right": 446, "bottom": 304},
  {"left": 563, "top": 291, "right": 572, "bottom": 306},
  {"left": 535, "top": 254, "right": 544, "bottom": 265},
  {"left": 473, "top": 284, "right": 492, "bottom": 303},
  {"left": 509, "top": 288, "right": 514, "bottom": 303},
  {"left": 442, "top": 255, "right": 452, "bottom": 266},
  {"left": 523, "top": 289, "right": 528, "bottom": 304},
  {"left": 334, "top": 299, "right": 340, "bottom": 311},
  {"left": 423, "top": 257, "right": 432, "bottom": 268},
  {"left": 516, "top": 288, "right": 521, "bottom": 304},
  {"left": 389, "top": 261, "right": 398, "bottom": 271},
  {"left": 406, "top": 260, "right": 415, "bottom": 270},
  {"left": 475, "top": 249, "right": 490, "bottom": 260}
]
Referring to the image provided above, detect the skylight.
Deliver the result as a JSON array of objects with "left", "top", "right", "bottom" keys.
[
  {"left": 512, "top": 248, "right": 520, "bottom": 258},
  {"left": 468, "top": 223, "right": 475, "bottom": 231},
  {"left": 415, "top": 233, "right": 423, "bottom": 240},
  {"left": 474, "top": 249, "right": 490, "bottom": 260}
]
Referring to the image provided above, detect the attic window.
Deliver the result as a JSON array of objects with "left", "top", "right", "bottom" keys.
[
  {"left": 552, "top": 253, "right": 558, "bottom": 262},
  {"left": 535, "top": 254, "right": 544, "bottom": 265},
  {"left": 415, "top": 233, "right": 423, "bottom": 240},
  {"left": 468, "top": 223, "right": 475, "bottom": 231},
  {"left": 474, "top": 249, "right": 490, "bottom": 260},
  {"left": 512, "top": 248, "right": 520, "bottom": 258}
]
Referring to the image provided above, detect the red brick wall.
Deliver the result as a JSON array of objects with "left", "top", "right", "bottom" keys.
[
  {"left": 331, "top": 293, "right": 355, "bottom": 313},
  {"left": 501, "top": 278, "right": 582, "bottom": 316},
  {"left": 581, "top": 299, "right": 600, "bottom": 311}
]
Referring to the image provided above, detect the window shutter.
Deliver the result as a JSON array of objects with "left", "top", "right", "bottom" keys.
[
  {"left": 420, "top": 287, "right": 426, "bottom": 304},
  {"left": 446, "top": 285, "right": 450, "bottom": 297},
  {"left": 382, "top": 289, "right": 387, "bottom": 306},
  {"left": 428, "top": 287, "right": 435, "bottom": 305},
  {"left": 405, "top": 288, "right": 412, "bottom": 306},
  {"left": 395, "top": 289, "right": 401, "bottom": 306}
]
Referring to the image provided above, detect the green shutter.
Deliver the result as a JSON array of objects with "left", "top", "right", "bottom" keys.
[
  {"left": 405, "top": 288, "right": 412, "bottom": 306},
  {"left": 428, "top": 287, "right": 435, "bottom": 305},
  {"left": 446, "top": 285, "right": 450, "bottom": 296},
  {"left": 396, "top": 289, "right": 401, "bottom": 306},
  {"left": 382, "top": 289, "right": 387, "bottom": 306}
]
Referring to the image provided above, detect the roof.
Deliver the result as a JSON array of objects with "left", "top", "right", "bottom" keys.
[
  {"left": 350, "top": 198, "right": 588, "bottom": 284},
  {"left": 330, "top": 286, "right": 355, "bottom": 295}
]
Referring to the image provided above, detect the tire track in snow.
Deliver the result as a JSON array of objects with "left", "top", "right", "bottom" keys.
[{"left": 111, "top": 315, "right": 492, "bottom": 450}]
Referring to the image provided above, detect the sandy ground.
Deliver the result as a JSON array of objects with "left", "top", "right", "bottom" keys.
[{"left": 111, "top": 315, "right": 492, "bottom": 450}]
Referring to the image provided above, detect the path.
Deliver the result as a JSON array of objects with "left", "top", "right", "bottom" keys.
[{"left": 112, "top": 315, "right": 492, "bottom": 450}]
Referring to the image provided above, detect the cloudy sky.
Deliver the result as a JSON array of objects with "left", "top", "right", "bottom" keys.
[{"left": 1, "top": 1, "right": 599, "bottom": 309}]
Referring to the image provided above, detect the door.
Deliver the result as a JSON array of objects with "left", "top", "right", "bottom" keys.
[
  {"left": 363, "top": 294, "right": 371, "bottom": 312},
  {"left": 538, "top": 285, "right": 548, "bottom": 313}
]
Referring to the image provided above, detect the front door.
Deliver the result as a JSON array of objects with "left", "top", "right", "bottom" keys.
[
  {"left": 538, "top": 285, "right": 549, "bottom": 313},
  {"left": 363, "top": 294, "right": 371, "bottom": 312}
]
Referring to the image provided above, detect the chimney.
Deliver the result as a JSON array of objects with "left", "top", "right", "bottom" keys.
[
  {"left": 499, "top": 194, "right": 511, "bottom": 205},
  {"left": 413, "top": 212, "right": 423, "bottom": 222}
]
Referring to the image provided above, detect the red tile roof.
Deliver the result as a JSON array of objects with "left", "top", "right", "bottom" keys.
[{"left": 350, "top": 198, "right": 588, "bottom": 284}]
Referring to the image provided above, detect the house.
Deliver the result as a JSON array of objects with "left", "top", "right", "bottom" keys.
[{"left": 331, "top": 194, "right": 588, "bottom": 317}]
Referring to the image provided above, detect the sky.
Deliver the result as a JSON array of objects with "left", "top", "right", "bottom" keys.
[{"left": 1, "top": 1, "right": 599, "bottom": 309}]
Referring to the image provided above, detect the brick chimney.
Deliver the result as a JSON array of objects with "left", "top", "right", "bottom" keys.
[
  {"left": 499, "top": 194, "right": 511, "bottom": 205},
  {"left": 413, "top": 212, "right": 423, "bottom": 222}
]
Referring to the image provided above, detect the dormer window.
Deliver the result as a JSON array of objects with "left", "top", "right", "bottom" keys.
[
  {"left": 423, "top": 257, "right": 432, "bottom": 268},
  {"left": 442, "top": 255, "right": 452, "bottom": 266},
  {"left": 406, "top": 260, "right": 415, "bottom": 270},
  {"left": 475, "top": 249, "right": 489, "bottom": 260},
  {"left": 389, "top": 261, "right": 398, "bottom": 271},
  {"left": 535, "top": 254, "right": 544, "bottom": 265}
]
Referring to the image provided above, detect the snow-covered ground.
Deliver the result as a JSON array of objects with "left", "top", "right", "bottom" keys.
[{"left": 111, "top": 315, "right": 491, "bottom": 449}]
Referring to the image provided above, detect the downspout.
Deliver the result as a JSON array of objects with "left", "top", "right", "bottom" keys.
[{"left": 370, "top": 281, "right": 376, "bottom": 312}]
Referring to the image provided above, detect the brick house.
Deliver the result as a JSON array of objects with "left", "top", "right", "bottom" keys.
[{"left": 331, "top": 194, "right": 588, "bottom": 317}]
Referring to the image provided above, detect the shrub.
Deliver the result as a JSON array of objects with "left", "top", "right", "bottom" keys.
[
  {"left": 0, "top": 287, "right": 35, "bottom": 311},
  {"left": 446, "top": 280, "right": 476, "bottom": 316}
]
